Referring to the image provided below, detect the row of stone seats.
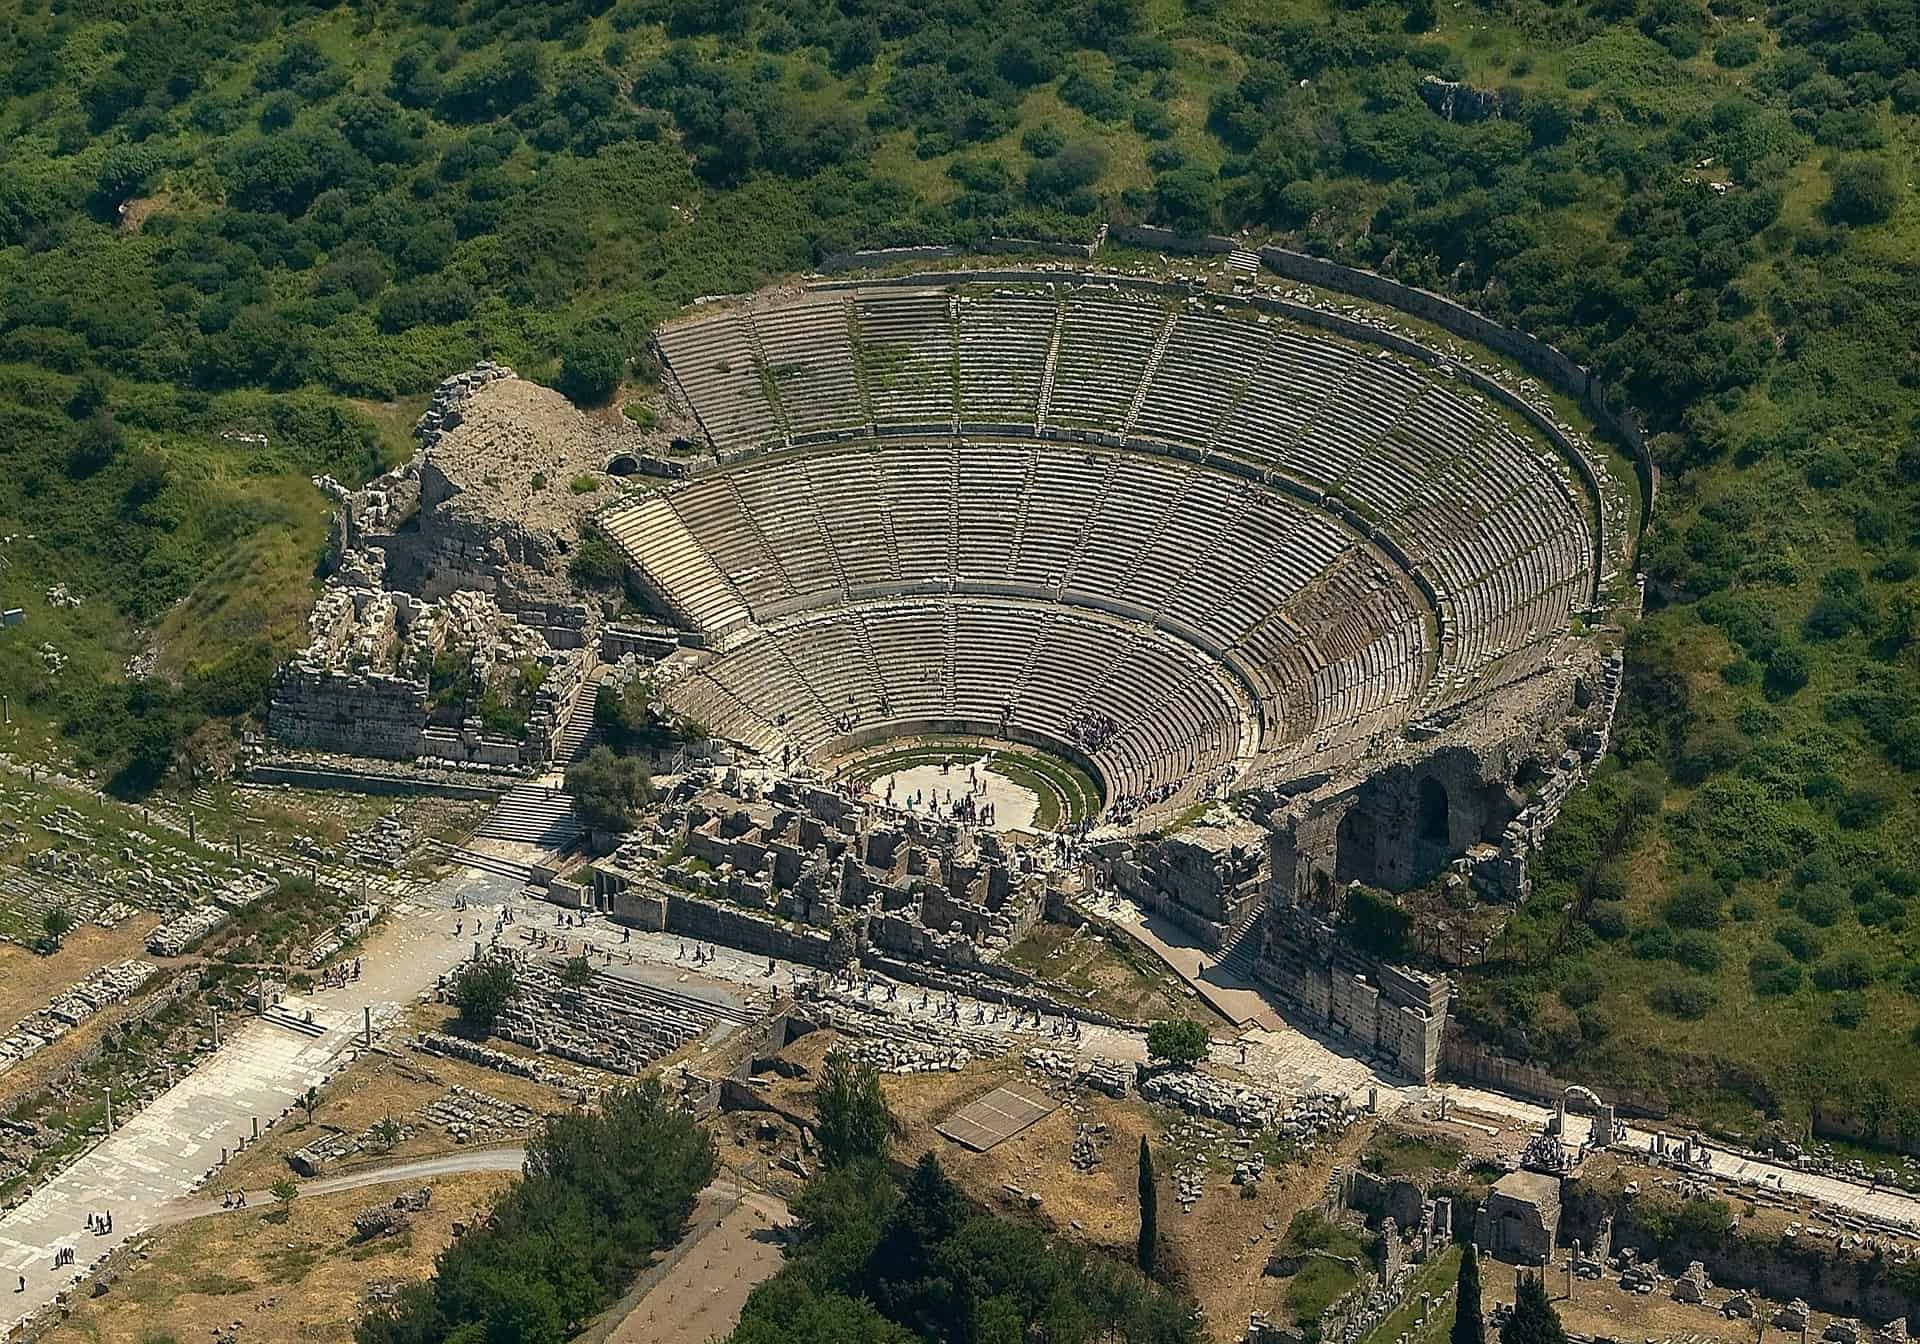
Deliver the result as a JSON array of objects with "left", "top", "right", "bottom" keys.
[
  {"left": 755, "top": 297, "right": 864, "bottom": 438},
  {"left": 654, "top": 310, "right": 783, "bottom": 450},
  {"left": 1047, "top": 290, "right": 1168, "bottom": 429},
  {"left": 1131, "top": 307, "right": 1271, "bottom": 446},
  {"left": 615, "top": 439, "right": 1440, "bottom": 776},
  {"left": 596, "top": 495, "right": 750, "bottom": 631},
  {"left": 956, "top": 290, "right": 1054, "bottom": 425},
  {"left": 857, "top": 290, "right": 957, "bottom": 429},
  {"left": 668, "top": 596, "right": 1245, "bottom": 805},
  {"left": 653, "top": 288, "right": 1593, "bottom": 659}
]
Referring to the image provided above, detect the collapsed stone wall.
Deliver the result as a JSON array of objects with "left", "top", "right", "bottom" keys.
[
  {"left": 1096, "top": 813, "right": 1268, "bottom": 949},
  {"left": 269, "top": 575, "right": 587, "bottom": 767},
  {"left": 1560, "top": 1181, "right": 1920, "bottom": 1325}
]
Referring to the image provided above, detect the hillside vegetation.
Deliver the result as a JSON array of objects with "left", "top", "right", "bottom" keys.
[{"left": 0, "top": 0, "right": 1915, "bottom": 1131}]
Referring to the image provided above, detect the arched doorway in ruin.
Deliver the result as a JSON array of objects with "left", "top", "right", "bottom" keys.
[{"left": 1417, "top": 776, "right": 1450, "bottom": 846}]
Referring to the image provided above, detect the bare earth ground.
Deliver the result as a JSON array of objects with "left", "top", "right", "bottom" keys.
[
  {"left": 219, "top": 1004, "right": 626, "bottom": 1190},
  {"left": 0, "top": 922, "right": 163, "bottom": 1036},
  {"left": 599, "top": 1185, "right": 790, "bottom": 1344},
  {"left": 38, "top": 1171, "right": 516, "bottom": 1344},
  {"left": 1478, "top": 1257, "right": 1757, "bottom": 1344},
  {"left": 880, "top": 1058, "right": 1370, "bottom": 1342},
  {"left": 0, "top": 919, "right": 169, "bottom": 1110}
]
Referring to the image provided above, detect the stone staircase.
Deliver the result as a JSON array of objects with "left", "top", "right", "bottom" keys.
[
  {"left": 1214, "top": 897, "right": 1266, "bottom": 981},
  {"left": 551, "top": 674, "right": 604, "bottom": 766},
  {"left": 429, "top": 841, "right": 541, "bottom": 884},
  {"left": 261, "top": 1005, "right": 327, "bottom": 1038},
  {"left": 585, "top": 967, "right": 759, "bottom": 1028},
  {"left": 473, "top": 784, "right": 585, "bottom": 850}
]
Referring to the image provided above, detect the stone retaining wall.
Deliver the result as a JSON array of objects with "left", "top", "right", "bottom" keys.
[{"left": 1440, "top": 1034, "right": 1669, "bottom": 1118}]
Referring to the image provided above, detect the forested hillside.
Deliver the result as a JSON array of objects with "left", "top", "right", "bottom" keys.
[{"left": 0, "top": 0, "right": 1916, "bottom": 1133}]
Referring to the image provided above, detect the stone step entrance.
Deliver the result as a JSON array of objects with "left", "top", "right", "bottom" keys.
[
  {"left": 260, "top": 1006, "right": 327, "bottom": 1039},
  {"left": 473, "top": 785, "right": 584, "bottom": 850}
]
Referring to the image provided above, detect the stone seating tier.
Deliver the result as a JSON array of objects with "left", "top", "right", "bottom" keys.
[{"left": 631, "top": 281, "right": 1604, "bottom": 817}]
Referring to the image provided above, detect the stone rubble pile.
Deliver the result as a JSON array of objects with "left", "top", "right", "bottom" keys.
[
  {"left": 1141, "top": 1067, "right": 1285, "bottom": 1129},
  {"left": 44, "top": 960, "right": 159, "bottom": 1025},
  {"left": 811, "top": 998, "right": 996, "bottom": 1073},
  {"left": 349, "top": 813, "right": 416, "bottom": 868},
  {"left": 209, "top": 873, "right": 275, "bottom": 911},
  {"left": 1071, "top": 1122, "right": 1104, "bottom": 1172},
  {"left": 290, "top": 1129, "right": 364, "bottom": 1176},
  {"left": 305, "top": 902, "right": 376, "bottom": 967},
  {"left": 411, "top": 1030, "right": 585, "bottom": 1091},
  {"left": 1671, "top": 1260, "right": 1711, "bottom": 1304},
  {"left": 418, "top": 1085, "right": 536, "bottom": 1143},
  {"left": 1023, "top": 1048, "right": 1130, "bottom": 1098},
  {"left": 146, "top": 903, "right": 228, "bottom": 956},
  {"left": 0, "top": 960, "right": 159, "bottom": 1075},
  {"left": 489, "top": 953, "right": 723, "bottom": 1075}
]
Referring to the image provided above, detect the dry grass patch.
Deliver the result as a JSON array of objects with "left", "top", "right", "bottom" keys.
[{"left": 42, "top": 1172, "right": 515, "bottom": 1344}]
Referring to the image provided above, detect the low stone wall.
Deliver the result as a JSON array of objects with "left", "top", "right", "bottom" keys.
[
  {"left": 818, "top": 243, "right": 965, "bottom": 272},
  {"left": 1440, "top": 1034, "right": 1669, "bottom": 1119},
  {"left": 246, "top": 761, "right": 508, "bottom": 800},
  {"left": 664, "top": 894, "right": 843, "bottom": 968}
]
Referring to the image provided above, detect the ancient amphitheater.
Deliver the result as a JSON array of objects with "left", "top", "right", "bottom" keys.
[{"left": 599, "top": 272, "right": 1634, "bottom": 852}]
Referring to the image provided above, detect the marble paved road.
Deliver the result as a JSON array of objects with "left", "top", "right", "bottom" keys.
[
  {"left": 0, "top": 864, "right": 522, "bottom": 1329},
  {"left": 1438, "top": 1085, "right": 1920, "bottom": 1233}
]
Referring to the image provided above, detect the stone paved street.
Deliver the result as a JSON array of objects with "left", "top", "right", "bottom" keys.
[{"left": 0, "top": 865, "right": 521, "bottom": 1330}]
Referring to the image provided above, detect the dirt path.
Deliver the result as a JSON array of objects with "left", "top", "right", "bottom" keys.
[
  {"left": 159, "top": 1146, "right": 530, "bottom": 1225},
  {"left": 589, "top": 1181, "right": 791, "bottom": 1344}
]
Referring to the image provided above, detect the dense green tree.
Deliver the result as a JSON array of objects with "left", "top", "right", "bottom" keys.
[
  {"left": 1153, "top": 166, "right": 1219, "bottom": 234},
  {"left": 565, "top": 746, "right": 655, "bottom": 833},
  {"left": 557, "top": 333, "right": 626, "bottom": 406},
  {"left": 361, "top": 1081, "right": 713, "bottom": 1344},
  {"left": 1145, "top": 1018, "right": 1209, "bottom": 1068},
  {"left": 1828, "top": 157, "right": 1898, "bottom": 224},
  {"left": 1452, "top": 1241, "right": 1483, "bottom": 1344},
  {"left": 1499, "top": 1274, "right": 1566, "bottom": 1344},
  {"left": 1337, "top": 885, "right": 1413, "bottom": 959},
  {"left": 815, "top": 1050, "right": 900, "bottom": 1169},
  {"left": 452, "top": 960, "right": 517, "bottom": 1036}
]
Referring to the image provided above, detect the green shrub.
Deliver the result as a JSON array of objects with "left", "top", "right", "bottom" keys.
[
  {"left": 1812, "top": 950, "right": 1873, "bottom": 992},
  {"left": 1713, "top": 31, "right": 1760, "bottom": 68}
]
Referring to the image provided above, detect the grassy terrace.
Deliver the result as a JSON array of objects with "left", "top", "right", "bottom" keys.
[{"left": 1271, "top": 1210, "right": 1373, "bottom": 1343}]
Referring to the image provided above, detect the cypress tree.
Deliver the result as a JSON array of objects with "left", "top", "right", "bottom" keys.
[
  {"left": 1451, "top": 1240, "right": 1485, "bottom": 1344},
  {"left": 1137, "top": 1136, "right": 1157, "bottom": 1274},
  {"left": 1500, "top": 1272, "right": 1567, "bottom": 1344}
]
